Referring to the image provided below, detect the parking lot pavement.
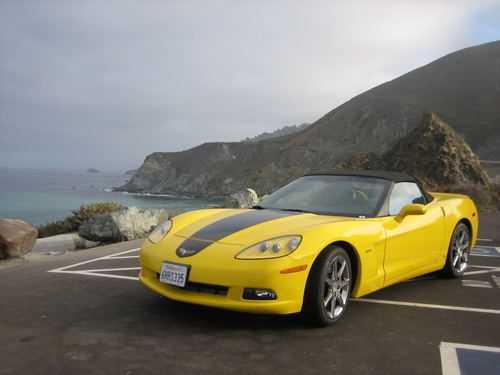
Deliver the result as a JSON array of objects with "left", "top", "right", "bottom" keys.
[{"left": 1, "top": 219, "right": 499, "bottom": 375}]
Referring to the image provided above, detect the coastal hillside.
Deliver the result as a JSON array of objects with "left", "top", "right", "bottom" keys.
[
  {"left": 290, "top": 40, "right": 500, "bottom": 160},
  {"left": 121, "top": 41, "right": 500, "bottom": 197}
]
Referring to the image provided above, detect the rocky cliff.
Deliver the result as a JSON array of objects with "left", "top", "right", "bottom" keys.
[
  {"left": 120, "top": 140, "right": 326, "bottom": 197},
  {"left": 121, "top": 41, "right": 500, "bottom": 198},
  {"left": 343, "top": 113, "right": 490, "bottom": 187},
  {"left": 342, "top": 113, "right": 497, "bottom": 209}
]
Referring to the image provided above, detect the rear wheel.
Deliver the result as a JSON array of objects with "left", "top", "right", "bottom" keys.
[
  {"left": 442, "top": 222, "right": 470, "bottom": 278},
  {"left": 302, "top": 247, "right": 352, "bottom": 326}
]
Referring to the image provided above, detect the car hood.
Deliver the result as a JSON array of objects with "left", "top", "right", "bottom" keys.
[{"left": 172, "top": 208, "right": 351, "bottom": 246}]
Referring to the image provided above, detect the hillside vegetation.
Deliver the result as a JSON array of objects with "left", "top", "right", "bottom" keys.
[{"left": 242, "top": 123, "right": 310, "bottom": 143}]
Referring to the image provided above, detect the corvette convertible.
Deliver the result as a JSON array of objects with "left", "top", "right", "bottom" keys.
[{"left": 139, "top": 171, "right": 478, "bottom": 326}]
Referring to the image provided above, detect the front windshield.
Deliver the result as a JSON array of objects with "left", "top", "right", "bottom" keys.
[{"left": 259, "top": 175, "right": 390, "bottom": 217}]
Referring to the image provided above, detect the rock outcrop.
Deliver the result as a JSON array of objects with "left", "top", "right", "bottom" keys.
[
  {"left": 79, "top": 207, "right": 168, "bottom": 242},
  {"left": 223, "top": 188, "right": 259, "bottom": 208},
  {"left": 33, "top": 233, "right": 100, "bottom": 253},
  {"left": 343, "top": 113, "right": 491, "bottom": 188},
  {"left": 0, "top": 219, "right": 38, "bottom": 259},
  {"left": 342, "top": 113, "right": 497, "bottom": 209}
]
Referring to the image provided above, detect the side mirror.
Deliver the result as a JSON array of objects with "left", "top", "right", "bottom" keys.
[{"left": 396, "top": 203, "right": 427, "bottom": 220}]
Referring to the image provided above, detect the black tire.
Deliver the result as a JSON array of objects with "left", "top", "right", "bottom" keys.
[
  {"left": 302, "top": 246, "right": 352, "bottom": 326},
  {"left": 442, "top": 222, "right": 470, "bottom": 278}
]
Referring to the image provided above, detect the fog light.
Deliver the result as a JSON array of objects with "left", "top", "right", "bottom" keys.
[{"left": 242, "top": 288, "right": 277, "bottom": 300}]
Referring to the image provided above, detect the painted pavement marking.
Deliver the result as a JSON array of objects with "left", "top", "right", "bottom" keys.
[
  {"left": 492, "top": 276, "right": 500, "bottom": 288},
  {"left": 461, "top": 266, "right": 500, "bottom": 289},
  {"left": 50, "top": 248, "right": 500, "bottom": 315},
  {"left": 48, "top": 248, "right": 141, "bottom": 281},
  {"left": 440, "top": 342, "right": 500, "bottom": 375},
  {"left": 461, "top": 280, "right": 493, "bottom": 288},
  {"left": 463, "top": 265, "right": 500, "bottom": 276},
  {"left": 471, "top": 246, "right": 500, "bottom": 258},
  {"left": 352, "top": 298, "right": 500, "bottom": 315}
]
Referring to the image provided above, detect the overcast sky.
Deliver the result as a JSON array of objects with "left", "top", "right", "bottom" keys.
[{"left": 1, "top": 0, "right": 499, "bottom": 171}]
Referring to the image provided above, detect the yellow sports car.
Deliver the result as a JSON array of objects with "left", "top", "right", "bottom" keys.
[{"left": 139, "top": 171, "right": 478, "bottom": 326}]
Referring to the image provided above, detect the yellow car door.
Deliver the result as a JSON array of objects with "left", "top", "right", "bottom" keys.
[{"left": 381, "top": 182, "right": 445, "bottom": 284}]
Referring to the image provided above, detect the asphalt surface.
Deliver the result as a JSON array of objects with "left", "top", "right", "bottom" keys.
[{"left": 0, "top": 214, "right": 499, "bottom": 375}]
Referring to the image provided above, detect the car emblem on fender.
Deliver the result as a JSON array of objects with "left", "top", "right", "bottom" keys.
[{"left": 177, "top": 247, "right": 197, "bottom": 257}]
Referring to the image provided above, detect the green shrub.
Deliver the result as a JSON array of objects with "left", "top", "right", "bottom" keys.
[{"left": 38, "top": 202, "right": 124, "bottom": 238}]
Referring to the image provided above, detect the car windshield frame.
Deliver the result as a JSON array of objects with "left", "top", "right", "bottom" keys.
[{"left": 259, "top": 175, "right": 392, "bottom": 218}]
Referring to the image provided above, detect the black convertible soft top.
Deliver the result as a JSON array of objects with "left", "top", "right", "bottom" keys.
[
  {"left": 305, "top": 170, "right": 433, "bottom": 203},
  {"left": 306, "top": 170, "right": 418, "bottom": 183}
]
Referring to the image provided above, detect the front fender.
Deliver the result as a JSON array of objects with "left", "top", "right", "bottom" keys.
[{"left": 295, "top": 219, "right": 386, "bottom": 298}]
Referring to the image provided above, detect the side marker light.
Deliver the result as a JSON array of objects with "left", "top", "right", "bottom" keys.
[{"left": 280, "top": 264, "right": 308, "bottom": 274}]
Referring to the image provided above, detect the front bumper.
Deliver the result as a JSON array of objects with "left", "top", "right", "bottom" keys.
[{"left": 139, "top": 238, "right": 311, "bottom": 315}]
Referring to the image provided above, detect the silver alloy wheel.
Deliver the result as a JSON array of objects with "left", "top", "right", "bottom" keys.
[
  {"left": 323, "top": 255, "right": 351, "bottom": 319},
  {"left": 452, "top": 226, "right": 469, "bottom": 272}
]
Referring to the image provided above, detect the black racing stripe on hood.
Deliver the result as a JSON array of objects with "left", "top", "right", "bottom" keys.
[{"left": 176, "top": 210, "right": 300, "bottom": 258}]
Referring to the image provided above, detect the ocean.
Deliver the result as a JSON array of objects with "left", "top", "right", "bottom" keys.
[{"left": 0, "top": 168, "right": 220, "bottom": 226}]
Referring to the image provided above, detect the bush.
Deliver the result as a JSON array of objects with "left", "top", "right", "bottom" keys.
[{"left": 38, "top": 202, "right": 124, "bottom": 238}]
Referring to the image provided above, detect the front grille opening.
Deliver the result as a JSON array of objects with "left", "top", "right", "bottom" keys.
[
  {"left": 156, "top": 274, "right": 228, "bottom": 296},
  {"left": 183, "top": 281, "right": 228, "bottom": 295}
]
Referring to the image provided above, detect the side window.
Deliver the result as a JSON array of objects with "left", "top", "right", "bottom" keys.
[{"left": 388, "top": 182, "right": 426, "bottom": 215}]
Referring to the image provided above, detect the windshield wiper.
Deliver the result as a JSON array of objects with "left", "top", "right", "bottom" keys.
[{"left": 252, "top": 205, "right": 266, "bottom": 210}]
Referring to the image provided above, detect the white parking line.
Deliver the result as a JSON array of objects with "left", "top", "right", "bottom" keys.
[
  {"left": 461, "top": 280, "right": 493, "bottom": 288},
  {"left": 471, "top": 246, "right": 500, "bottom": 257},
  {"left": 75, "top": 267, "right": 141, "bottom": 273},
  {"left": 464, "top": 267, "right": 500, "bottom": 276},
  {"left": 48, "top": 248, "right": 141, "bottom": 281},
  {"left": 477, "top": 238, "right": 493, "bottom": 242},
  {"left": 51, "top": 248, "right": 500, "bottom": 315},
  {"left": 352, "top": 298, "right": 500, "bottom": 315},
  {"left": 52, "top": 270, "right": 139, "bottom": 281}
]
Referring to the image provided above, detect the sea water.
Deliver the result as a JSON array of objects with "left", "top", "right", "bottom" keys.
[{"left": 0, "top": 168, "right": 219, "bottom": 226}]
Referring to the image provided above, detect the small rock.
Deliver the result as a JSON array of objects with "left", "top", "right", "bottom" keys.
[
  {"left": 79, "top": 207, "right": 169, "bottom": 242},
  {"left": 33, "top": 233, "right": 100, "bottom": 253},
  {"left": 0, "top": 219, "right": 38, "bottom": 259},
  {"left": 224, "top": 188, "right": 259, "bottom": 208}
]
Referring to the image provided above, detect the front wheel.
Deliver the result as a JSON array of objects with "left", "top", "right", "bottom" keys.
[
  {"left": 302, "top": 247, "right": 352, "bottom": 326},
  {"left": 442, "top": 222, "right": 470, "bottom": 278}
]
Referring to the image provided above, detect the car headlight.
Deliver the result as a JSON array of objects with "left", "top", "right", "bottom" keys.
[
  {"left": 235, "top": 235, "right": 302, "bottom": 260},
  {"left": 148, "top": 220, "right": 173, "bottom": 244}
]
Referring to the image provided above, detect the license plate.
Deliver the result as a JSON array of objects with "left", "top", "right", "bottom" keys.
[{"left": 159, "top": 262, "right": 189, "bottom": 287}]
